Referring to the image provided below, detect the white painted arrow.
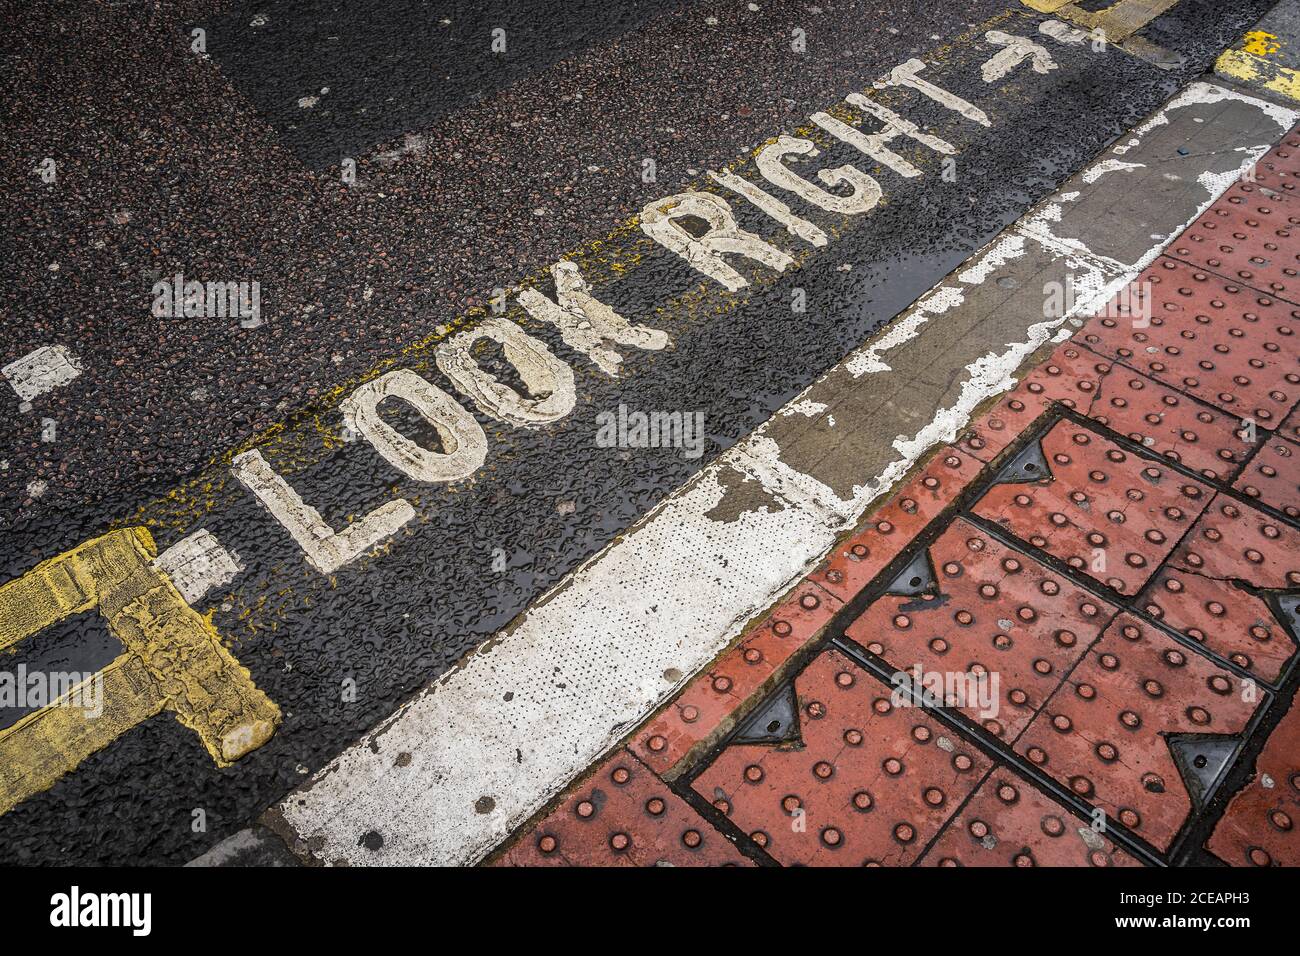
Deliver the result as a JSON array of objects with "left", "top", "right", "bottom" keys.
[{"left": 982, "top": 31, "right": 1058, "bottom": 83}]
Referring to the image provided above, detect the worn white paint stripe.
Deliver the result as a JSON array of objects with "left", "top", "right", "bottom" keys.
[
  {"left": 1081, "top": 158, "right": 1145, "bottom": 183},
  {"left": 1039, "top": 19, "right": 1089, "bottom": 45},
  {"left": 3, "top": 345, "right": 82, "bottom": 402},
  {"left": 276, "top": 82, "right": 1298, "bottom": 867},
  {"left": 278, "top": 456, "right": 843, "bottom": 865},
  {"left": 153, "top": 529, "right": 243, "bottom": 604},
  {"left": 849, "top": 81, "right": 1299, "bottom": 385}
]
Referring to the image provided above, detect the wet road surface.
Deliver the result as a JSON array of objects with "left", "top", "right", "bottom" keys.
[{"left": 0, "top": 0, "right": 1280, "bottom": 863}]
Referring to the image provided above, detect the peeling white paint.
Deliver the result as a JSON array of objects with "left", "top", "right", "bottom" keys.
[
  {"left": 843, "top": 288, "right": 956, "bottom": 377},
  {"left": 1143, "top": 80, "right": 1298, "bottom": 136},
  {"left": 780, "top": 399, "right": 830, "bottom": 418},
  {"left": 957, "top": 233, "right": 1027, "bottom": 284},
  {"left": 154, "top": 529, "right": 243, "bottom": 604},
  {"left": 890, "top": 305, "right": 1081, "bottom": 467},
  {"left": 3, "top": 345, "right": 82, "bottom": 402},
  {"left": 1082, "top": 159, "right": 1145, "bottom": 184},
  {"left": 1038, "top": 19, "right": 1088, "bottom": 45}
]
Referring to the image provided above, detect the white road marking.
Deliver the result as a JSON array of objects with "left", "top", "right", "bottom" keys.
[
  {"left": 850, "top": 81, "right": 1295, "bottom": 390},
  {"left": 875, "top": 59, "right": 991, "bottom": 127},
  {"left": 154, "top": 529, "right": 243, "bottom": 604},
  {"left": 981, "top": 31, "right": 1058, "bottom": 83},
  {"left": 1082, "top": 158, "right": 1145, "bottom": 183},
  {"left": 753, "top": 135, "right": 882, "bottom": 215},
  {"left": 781, "top": 399, "right": 830, "bottom": 418},
  {"left": 1039, "top": 19, "right": 1089, "bottom": 45},
  {"left": 434, "top": 317, "right": 577, "bottom": 427},
  {"left": 340, "top": 369, "right": 488, "bottom": 483},
  {"left": 640, "top": 191, "right": 793, "bottom": 290},
  {"left": 3, "top": 345, "right": 82, "bottom": 402},
  {"left": 709, "top": 169, "right": 830, "bottom": 247},
  {"left": 518, "top": 260, "right": 669, "bottom": 377},
  {"left": 813, "top": 96, "right": 956, "bottom": 180},
  {"left": 277, "top": 432, "right": 845, "bottom": 866},
  {"left": 232, "top": 450, "right": 415, "bottom": 575},
  {"left": 274, "top": 80, "right": 1297, "bottom": 867}
]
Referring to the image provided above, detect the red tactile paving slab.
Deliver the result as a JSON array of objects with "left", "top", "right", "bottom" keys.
[
  {"left": 1014, "top": 614, "right": 1258, "bottom": 853},
  {"left": 1233, "top": 434, "right": 1300, "bottom": 520},
  {"left": 691, "top": 649, "right": 992, "bottom": 866},
  {"left": 1078, "top": 256, "right": 1300, "bottom": 428},
  {"left": 972, "top": 419, "right": 1214, "bottom": 596},
  {"left": 810, "top": 447, "right": 984, "bottom": 603},
  {"left": 844, "top": 517, "right": 1117, "bottom": 744},
  {"left": 630, "top": 580, "right": 841, "bottom": 777},
  {"left": 1140, "top": 496, "right": 1300, "bottom": 684},
  {"left": 1169, "top": 181, "right": 1300, "bottom": 304},
  {"left": 1083, "top": 367, "right": 1251, "bottom": 483},
  {"left": 493, "top": 748, "right": 750, "bottom": 867},
  {"left": 958, "top": 369, "right": 1061, "bottom": 464},
  {"left": 1245, "top": 126, "right": 1300, "bottom": 199},
  {"left": 1207, "top": 688, "right": 1300, "bottom": 867},
  {"left": 1281, "top": 403, "right": 1300, "bottom": 445},
  {"left": 919, "top": 770, "right": 1140, "bottom": 867},
  {"left": 960, "top": 343, "right": 1249, "bottom": 480},
  {"left": 958, "top": 396, "right": 1041, "bottom": 465}
]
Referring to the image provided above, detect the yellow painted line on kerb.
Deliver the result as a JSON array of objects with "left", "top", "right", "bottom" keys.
[
  {"left": 1217, "top": 31, "right": 1300, "bottom": 104},
  {"left": 0, "top": 528, "right": 279, "bottom": 816}
]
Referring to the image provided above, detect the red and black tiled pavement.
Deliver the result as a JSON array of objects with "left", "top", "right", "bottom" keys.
[{"left": 489, "top": 126, "right": 1300, "bottom": 869}]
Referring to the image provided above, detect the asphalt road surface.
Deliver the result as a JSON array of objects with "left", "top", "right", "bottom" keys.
[{"left": 0, "top": 0, "right": 1282, "bottom": 863}]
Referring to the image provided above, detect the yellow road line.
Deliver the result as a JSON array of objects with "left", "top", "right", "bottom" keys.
[
  {"left": 0, "top": 657, "right": 166, "bottom": 817},
  {"left": 1024, "top": 0, "right": 1182, "bottom": 42},
  {"left": 0, "top": 528, "right": 279, "bottom": 816},
  {"left": 1217, "top": 47, "right": 1300, "bottom": 104}
]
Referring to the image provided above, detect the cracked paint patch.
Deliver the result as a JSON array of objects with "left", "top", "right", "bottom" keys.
[{"left": 3, "top": 345, "right": 82, "bottom": 403}]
